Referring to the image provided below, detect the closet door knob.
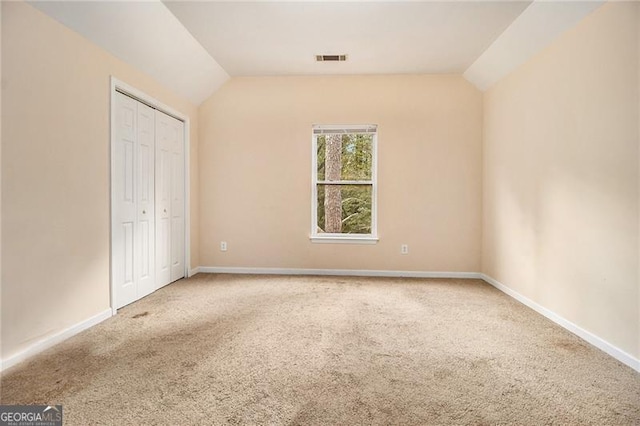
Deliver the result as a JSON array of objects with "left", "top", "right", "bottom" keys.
[
  {"left": 142, "top": 210, "right": 146, "bottom": 215},
  {"left": 164, "top": 209, "right": 167, "bottom": 213}
]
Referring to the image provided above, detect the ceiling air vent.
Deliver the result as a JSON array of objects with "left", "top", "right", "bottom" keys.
[{"left": 316, "top": 54, "right": 347, "bottom": 62}]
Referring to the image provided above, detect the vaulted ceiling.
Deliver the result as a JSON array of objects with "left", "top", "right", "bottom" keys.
[
  {"left": 29, "top": 1, "right": 605, "bottom": 105},
  {"left": 164, "top": 1, "right": 529, "bottom": 76}
]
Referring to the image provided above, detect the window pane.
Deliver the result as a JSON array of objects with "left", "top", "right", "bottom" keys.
[
  {"left": 316, "top": 184, "right": 372, "bottom": 234},
  {"left": 316, "top": 133, "right": 373, "bottom": 181}
]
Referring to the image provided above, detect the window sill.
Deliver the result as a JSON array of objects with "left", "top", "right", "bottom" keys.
[{"left": 310, "top": 235, "right": 379, "bottom": 245}]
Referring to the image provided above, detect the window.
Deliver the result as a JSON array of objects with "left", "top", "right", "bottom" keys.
[{"left": 311, "top": 125, "right": 378, "bottom": 243}]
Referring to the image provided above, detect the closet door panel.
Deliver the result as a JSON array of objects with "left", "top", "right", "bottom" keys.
[
  {"left": 155, "top": 112, "right": 172, "bottom": 288},
  {"left": 113, "top": 93, "right": 138, "bottom": 309},
  {"left": 136, "top": 103, "right": 156, "bottom": 298},
  {"left": 169, "top": 117, "right": 185, "bottom": 282}
]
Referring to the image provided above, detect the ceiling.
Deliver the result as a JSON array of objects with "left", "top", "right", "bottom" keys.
[
  {"left": 28, "top": 1, "right": 605, "bottom": 105},
  {"left": 29, "top": 1, "right": 229, "bottom": 104},
  {"left": 164, "top": 1, "right": 530, "bottom": 76}
]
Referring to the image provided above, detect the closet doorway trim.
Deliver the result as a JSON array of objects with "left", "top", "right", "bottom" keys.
[{"left": 109, "top": 76, "right": 191, "bottom": 316}]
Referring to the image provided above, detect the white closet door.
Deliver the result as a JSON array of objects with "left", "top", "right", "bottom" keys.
[
  {"left": 155, "top": 112, "right": 172, "bottom": 288},
  {"left": 136, "top": 102, "right": 156, "bottom": 299},
  {"left": 113, "top": 93, "right": 138, "bottom": 308},
  {"left": 113, "top": 90, "right": 185, "bottom": 309},
  {"left": 155, "top": 110, "right": 185, "bottom": 287},
  {"left": 169, "top": 116, "right": 185, "bottom": 282}
]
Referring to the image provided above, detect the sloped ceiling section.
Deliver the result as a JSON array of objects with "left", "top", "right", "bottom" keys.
[
  {"left": 28, "top": 1, "right": 605, "bottom": 99},
  {"left": 164, "top": 1, "right": 530, "bottom": 76},
  {"left": 29, "top": 0, "right": 229, "bottom": 105},
  {"left": 464, "top": 1, "right": 605, "bottom": 91}
]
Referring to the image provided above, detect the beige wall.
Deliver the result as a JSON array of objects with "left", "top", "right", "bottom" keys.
[
  {"left": 483, "top": 2, "right": 640, "bottom": 358},
  {"left": 198, "top": 75, "right": 483, "bottom": 271},
  {"left": 1, "top": 2, "right": 199, "bottom": 361}
]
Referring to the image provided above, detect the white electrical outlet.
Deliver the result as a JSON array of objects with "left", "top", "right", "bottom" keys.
[
  {"left": 220, "top": 241, "right": 228, "bottom": 252},
  {"left": 401, "top": 244, "right": 409, "bottom": 255}
]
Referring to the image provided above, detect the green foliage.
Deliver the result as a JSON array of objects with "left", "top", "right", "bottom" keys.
[
  {"left": 317, "top": 134, "right": 372, "bottom": 181},
  {"left": 317, "top": 133, "right": 373, "bottom": 234}
]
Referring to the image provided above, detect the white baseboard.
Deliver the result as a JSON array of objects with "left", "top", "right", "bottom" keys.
[
  {"left": 188, "top": 266, "right": 201, "bottom": 277},
  {"left": 1, "top": 308, "right": 113, "bottom": 373},
  {"left": 481, "top": 274, "right": 640, "bottom": 373},
  {"left": 198, "top": 266, "right": 482, "bottom": 279}
]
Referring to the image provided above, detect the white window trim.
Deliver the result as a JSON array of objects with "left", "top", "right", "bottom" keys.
[{"left": 310, "top": 124, "right": 378, "bottom": 244}]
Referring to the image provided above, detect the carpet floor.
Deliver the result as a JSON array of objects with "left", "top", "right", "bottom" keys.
[{"left": 1, "top": 274, "right": 639, "bottom": 425}]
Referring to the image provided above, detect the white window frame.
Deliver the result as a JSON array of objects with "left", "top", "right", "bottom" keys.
[{"left": 311, "top": 124, "right": 379, "bottom": 244}]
